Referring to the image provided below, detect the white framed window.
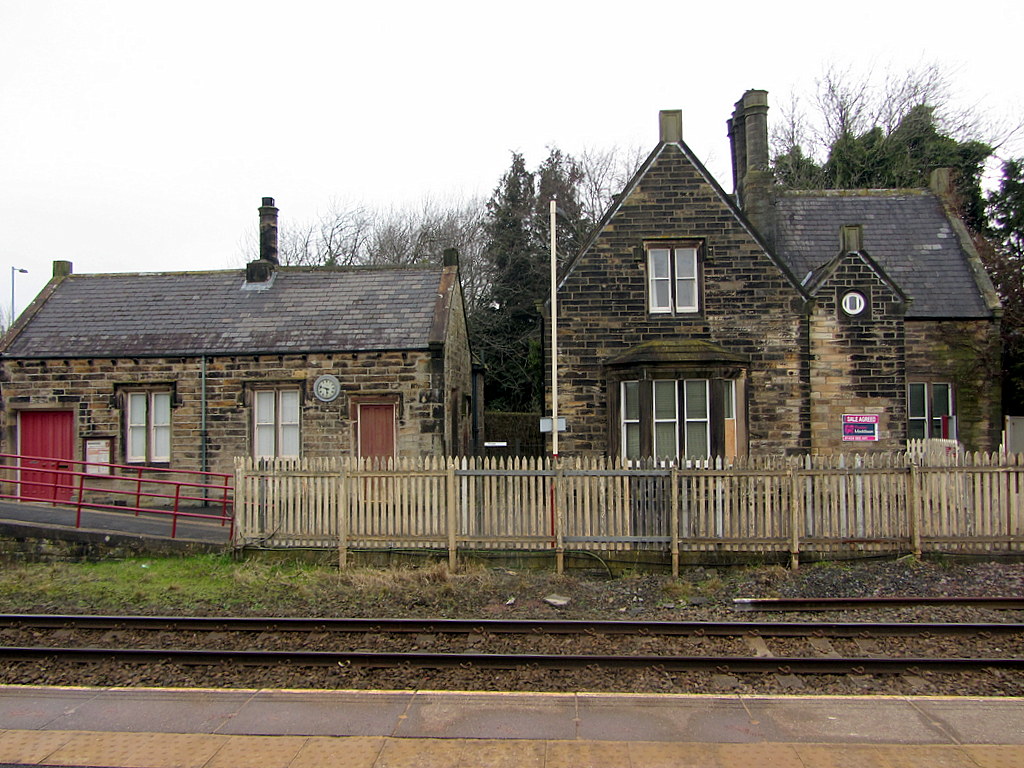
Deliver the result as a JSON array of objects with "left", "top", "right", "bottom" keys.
[
  {"left": 254, "top": 389, "right": 300, "bottom": 458},
  {"left": 908, "top": 382, "right": 955, "bottom": 440},
  {"left": 648, "top": 246, "right": 699, "bottom": 314},
  {"left": 653, "top": 380, "right": 678, "bottom": 459},
  {"left": 621, "top": 381, "right": 641, "bottom": 460},
  {"left": 619, "top": 379, "right": 717, "bottom": 460},
  {"left": 126, "top": 391, "right": 171, "bottom": 463},
  {"left": 682, "top": 379, "right": 710, "bottom": 458},
  {"left": 841, "top": 291, "right": 867, "bottom": 316}
]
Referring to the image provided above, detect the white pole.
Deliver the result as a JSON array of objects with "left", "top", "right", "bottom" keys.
[
  {"left": 10, "top": 267, "right": 27, "bottom": 329},
  {"left": 550, "top": 199, "right": 558, "bottom": 458}
]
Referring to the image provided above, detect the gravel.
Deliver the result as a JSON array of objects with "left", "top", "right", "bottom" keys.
[{"left": 1, "top": 557, "right": 1023, "bottom": 696}]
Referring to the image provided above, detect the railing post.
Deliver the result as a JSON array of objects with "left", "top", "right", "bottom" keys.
[
  {"left": 171, "top": 483, "right": 182, "bottom": 538},
  {"left": 446, "top": 458, "right": 458, "bottom": 571}
]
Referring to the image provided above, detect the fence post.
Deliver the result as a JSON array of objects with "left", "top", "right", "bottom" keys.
[
  {"left": 232, "top": 458, "right": 245, "bottom": 546},
  {"left": 789, "top": 466, "right": 801, "bottom": 569},
  {"left": 908, "top": 463, "right": 921, "bottom": 558},
  {"left": 554, "top": 459, "right": 565, "bottom": 574},
  {"left": 1009, "top": 454, "right": 1020, "bottom": 553},
  {"left": 337, "top": 458, "right": 349, "bottom": 569},
  {"left": 670, "top": 464, "right": 680, "bottom": 578},
  {"left": 447, "top": 457, "right": 458, "bottom": 571}
]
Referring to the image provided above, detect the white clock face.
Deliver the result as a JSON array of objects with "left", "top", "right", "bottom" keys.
[{"left": 313, "top": 374, "right": 340, "bottom": 402}]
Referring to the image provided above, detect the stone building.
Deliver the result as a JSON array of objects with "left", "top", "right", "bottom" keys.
[
  {"left": 0, "top": 199, "right": 477, "bottom": 484},
  {"left": 550, "top": 92, "right": 1002, "bottom": 459}
]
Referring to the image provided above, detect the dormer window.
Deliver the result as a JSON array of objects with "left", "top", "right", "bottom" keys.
[{"left": 647, "top": 244, "right": 700, "bottom": 314}]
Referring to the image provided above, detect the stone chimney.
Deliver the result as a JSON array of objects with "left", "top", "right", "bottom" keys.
[
  {"left": 258, "top": 197, "right": 279, "bottom": 265},
  {"left": 659, "top": 110, "right": 683, "bottom": 143},
  {"left": 727, "top": 90, "right": 775, "bottom": 247},
  {"left": 246, "top": 197, "right": 278, "bottom": 284}
]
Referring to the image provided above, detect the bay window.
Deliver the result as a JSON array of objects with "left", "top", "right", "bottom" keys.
[{"left": 619, "top": 378, "right": 736, "bottom": 461}]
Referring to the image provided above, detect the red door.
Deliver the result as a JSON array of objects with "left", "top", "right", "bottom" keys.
[
  {"left": 358, "top": 404, "right": 396, "bottom": 460},
  {"left": 19, "top": 411, "right": 75, "bottom": 502}
]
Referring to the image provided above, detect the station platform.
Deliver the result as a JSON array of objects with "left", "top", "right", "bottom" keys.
[{"left": 0, "top": 686, "right": 1021, "bottom": 767}]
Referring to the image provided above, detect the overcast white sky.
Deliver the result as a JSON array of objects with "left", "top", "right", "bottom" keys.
[{"left": 3, "top": 1, "right": 1022, "bottom": 317}]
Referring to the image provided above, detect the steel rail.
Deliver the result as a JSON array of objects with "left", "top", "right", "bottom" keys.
[
  {"left": 1, "top": 645, "right": 1021, "bottom": 674},
  {"left": 733, "top": 596, "right": 1024, "bottom": 612},
  {"left": 1, "top": 614, "right": 1021, "bottom": 638}
]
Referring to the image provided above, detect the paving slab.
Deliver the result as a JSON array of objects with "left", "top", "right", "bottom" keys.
[
  {"left": 221, "top": 689, "right": 414, "bottom": 737},
  {"left": 40, "top": 687, "right": 256, "bottom": 735},
  {"left": 908, "top": 698, "right": 1024, "bottom": 745},
  {"left": 0, "top": 686, "right": 103, "bottom": 730},
  {"left": 741, "top": 696, "right": 956, "bottom": 744},
  {"left": 396, "top": 692, "right": 577, "bottom": 740},
  {"left": 576, "top": 693, "right": 765, "bottom": 743}
]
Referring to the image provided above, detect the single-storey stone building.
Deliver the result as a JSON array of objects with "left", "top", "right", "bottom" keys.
[
  {"left": 551, "top": 91, "right": 1002, "bottom": 459},
  {"left": 0, "top": 199, "right": 477, "bottom": 483}
]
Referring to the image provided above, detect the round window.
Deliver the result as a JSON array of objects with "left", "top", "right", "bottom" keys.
[{"left": 841, "top": 291, "right": 866, "bottom": 316}]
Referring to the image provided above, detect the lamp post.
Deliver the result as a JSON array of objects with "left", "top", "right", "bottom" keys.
[
  {"left": 10, "top": 267, "right": 27, "bottom": 329},
  {"left": 549, "top": 199, "right": 558, "bottom": 459}
]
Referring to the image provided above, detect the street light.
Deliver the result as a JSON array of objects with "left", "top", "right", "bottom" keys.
[
  {"left": 10, "top": 267, "right": 27, "bottom": 329},
  {"left": 549, "top": 199, "right": 558, "bottom": 459}
]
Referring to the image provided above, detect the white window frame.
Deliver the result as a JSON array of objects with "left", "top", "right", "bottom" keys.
[
  {"left": 908, "top": 382, "right": 956, "bottom": 440},
  {"left": 254, "top": 389, "right": 300, "bottom": 459},
  {"left": 619, "top": 378, "right": 714, "bottom": 460},
  {"left": 648, "top": 246, "right": 699, "bottom": 314},
  {"left": 653, "top": 380, "right": 679, "bottom": 460},
  {"left": 621, "top": 381, "right": 641, "bottom": 461},
  {"left": 126, "top": 391, "right": 172, "bottom": 463},
  {"left": 682, "top": 379, "right": 710, "bottom": 459}
]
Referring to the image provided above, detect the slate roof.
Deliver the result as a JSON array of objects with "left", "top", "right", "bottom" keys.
[
  {"left": 2, "top": 267, "right": 446, "bottom": 358},
  {"left": 773, "top": 190, "right": 991, "bottom": 318}
]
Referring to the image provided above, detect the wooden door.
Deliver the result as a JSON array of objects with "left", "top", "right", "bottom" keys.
[
  {"left": 358, "top": 404, "right": 396, "bottom": 460},
  {"left": 18, "top": 410, "right": 75, "bottom": 502}
]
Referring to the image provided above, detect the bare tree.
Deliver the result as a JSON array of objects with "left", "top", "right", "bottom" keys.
[
  {"left": 577, "top": 144, "right": 646, "bottom": 223},
  {"left": 277, "top": 201, "right": 375, "bottom": 266}
]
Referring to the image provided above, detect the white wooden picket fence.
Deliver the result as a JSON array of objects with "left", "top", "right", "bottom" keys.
[{"left": 233, "top": 450, "right": 1024, "bottom": 572}]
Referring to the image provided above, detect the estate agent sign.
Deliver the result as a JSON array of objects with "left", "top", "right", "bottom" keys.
[{"left": 842, "top": 414, "right": 879, "bottom": 442}]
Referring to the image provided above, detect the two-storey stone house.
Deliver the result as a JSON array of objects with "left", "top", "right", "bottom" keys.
[
  {"left": 551, "top": 92, "right": 1002, "bottom": 459},
  {"left": 0, "top": 199, "right": 477, "bottom": 483}
]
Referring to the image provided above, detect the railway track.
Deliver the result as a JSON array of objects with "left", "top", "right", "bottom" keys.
[
  {"left": 733, "top": 596, "right": 1024, "bottom": 612},
  {"left": 1, "top": 613, "right": 1021, "bottom": 677}
]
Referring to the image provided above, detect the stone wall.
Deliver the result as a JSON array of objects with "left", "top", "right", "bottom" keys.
[
  {"left": 808, "top": 256, "right": 907, "bottom": 454},
  {"left": 555, "top": 143, "right": 808, "bottom": 458},
  {"left": 905, "top": 318, "right": 1002, "bottom": 452},
  {"left": 0, "top": 348, "right": 452, "bottom": 476},
  {"left": 440, "top": 268, "right": 474, "bottom": 455}
]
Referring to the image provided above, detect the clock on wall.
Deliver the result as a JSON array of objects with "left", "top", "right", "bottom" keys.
[{"left": 312, "top": 374, "right": 341, "bottom": 403}]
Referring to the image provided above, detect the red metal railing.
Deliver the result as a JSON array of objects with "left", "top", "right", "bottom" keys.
[{"left": 0, "top": 453, "right": 233, "bottom": 539}]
